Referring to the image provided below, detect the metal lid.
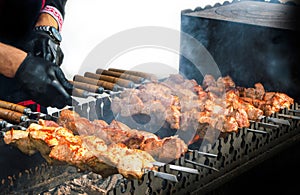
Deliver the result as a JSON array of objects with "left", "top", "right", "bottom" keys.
[{"left": 184, "top": 1, "right": 300, "bottom": 30}]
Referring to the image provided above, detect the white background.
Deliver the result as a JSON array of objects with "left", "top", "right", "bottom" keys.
[{"left": 60, "top": 0, "right": 230, "bottom": 79}]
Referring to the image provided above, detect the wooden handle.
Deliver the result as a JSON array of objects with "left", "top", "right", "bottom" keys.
[
  {"left": 84, "top": 72, "right": 135, "bottom": 88},
  {"left": 69, "top": 81, "right": 104, "bottom": 94},
  {"left": 108, "top": 68, "right": 157, "bottom": 81},
  {"left": 96, "top": 68, "right": 145, "bottom": 84},
  {"left": 72, "top": 88, "right": 90, "bottom": 98},
  {"left": 73, "top": 75, "right": 121, "bottom": 91},
  {"left": 0, "top": 100, "right": 30, "bottom": 114},
  {"left": 0, "top": 107, "right": 28, "bottom": 124}
]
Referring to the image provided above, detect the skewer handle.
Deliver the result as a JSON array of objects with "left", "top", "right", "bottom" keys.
[
  {"left": 0, "top": 100, "right": 31, "bottom": 114},
  {"left": 96, "top": 68, "right": 145, "bottom": 83},
  {"left": 70, "top": 81, "right": 104, "bottom": 94},
  {"left": 0, "top": 107, "right": 28, "bottom": 124},
  {"left": 73, "top": 75, "right": 121, "bottom": 91},
  {"left": 84, "top": 72, "right": 134, "bottom": 88},
  {"left": 72, "top": 88, "right": 90, "bottom": 98},
  {"left": 108, "top": 68, "right": 157, "bottom": 81}
]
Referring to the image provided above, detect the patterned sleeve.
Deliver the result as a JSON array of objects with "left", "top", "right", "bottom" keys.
[{"left": 40, "top": 0, "right": 68, "bottom": 31}]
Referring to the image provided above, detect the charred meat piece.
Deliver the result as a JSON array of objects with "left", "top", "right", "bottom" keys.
[
  {"left": 28, "top": 122, "right": 75, "bottom": 164},
  {"left": 140, "top": 135, "right": 187, "bottom": 163},
  {"left": 109, "top": 73, "right": 295, "bottom": 145},
  {"left": 238, "top": 84, "right": 294, "bottom": 116},
  {"left": 4, "top": 121, "right": 158, "bottom": 180},
  {"left": 202, "top": 74, "right": 217, "bottom": 90},
  {"left": 105, "top": 143, "right": 156, "bottom": 179},
  {"left": 3, "top": 130, "right": 37, "bottom": 156},
  {"left": 49, "top": 135, "right": 117, "bottom": 178},
  {"left": 58, "top": 108, "right": 96, "bottom": 135},
  {"left": 58, "top": 109, "right": 188, "bottom": 161}
]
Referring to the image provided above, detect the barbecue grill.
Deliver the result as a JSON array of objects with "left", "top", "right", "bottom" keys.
[{"left": 1, "top": 0, "right": 300, "bottom": 194}]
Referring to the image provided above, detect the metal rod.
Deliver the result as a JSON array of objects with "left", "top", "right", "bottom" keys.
[
  {"left": 100, "top": 101, "right": 104, "bottom": 118},
  {"left": 188, "top": 149, "right": 218, "bottom": 158},
  {"left": 152, "top": 161, "right": 200, "bottom": 174},
  {"left": 249, "top": 120, "right": 279, "bottom": 129},
  {"left": 277, "top": 114, "right": 300, "bottom": 120},
  {"left": 147, "top": 170, "right": 178, "bottom": 182},
  {"left": 184, "top": 159, "right": 219, "bottom": 172},
  {"left": 288, "top": 109, "right": 300, "bottom": 114},
  {"left": 246, "top": 128, "right": 268, "bottom": 134},
  {"left": 258, "top": 116, "right": 290, "bottom": 126},
  {"left": 266, "top": 117, "right": 290, "bottom": 126}
]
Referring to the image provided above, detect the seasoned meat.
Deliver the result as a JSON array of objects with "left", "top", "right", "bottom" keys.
[
  {"left": 4, "top": 121, "right": 158, "bottom": 180},
  {"left": 58, "top": 110, "right": 188, "bottom": 161},
  {"left": 3, "top": 130, "right": 37, "bottom": 155}
]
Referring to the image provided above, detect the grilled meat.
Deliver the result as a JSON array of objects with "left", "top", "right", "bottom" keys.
[
  {"left": 4, "top": 120, "right": 157, "bottom": 180},
  {"left": 111, "top": 73, "right": 294, "bottom": 136},
  {"left": 105, "top": 143, "right": 156, "bottom": 179},
  {"left": 58, "top": 109, "right": 188, "bottom": 162},
  {"left": 3, "top": 130, "right": 37, "bottom": 155},
  {"left": 238, "top": 84, "right": 294, "bottom": 116}
]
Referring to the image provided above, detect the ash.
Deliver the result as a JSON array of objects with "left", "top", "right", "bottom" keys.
[{"left": 41, "top": 173, "right": 123, "bottom": 195}]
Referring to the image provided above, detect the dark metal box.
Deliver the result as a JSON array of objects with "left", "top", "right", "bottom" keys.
[{"left": 179, "top": 0, "right": 300, "bottom": 101}]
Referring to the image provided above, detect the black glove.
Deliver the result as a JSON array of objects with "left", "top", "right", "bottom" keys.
[
  {"left": 15, "top": 53, "right": 76, "bottom": 109},
  {"left": 24, "top": 26, "right": 64, "bottom": 66}
]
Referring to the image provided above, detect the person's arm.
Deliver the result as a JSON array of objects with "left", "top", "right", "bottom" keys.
[
  {"left": 0, "top": 42, "right": 76, "bottom": 108},
  {"left": 23, "top": 0, "right": 68, "bottom": 66},
  {"left": 35, "top": 13, "right": 58, "bottom": 29},
  {"left": 0, "top": 42, "right": 26, "bottom": 78},
  {"left": 38, "top": 0, "right": 68, "bottom": 31}
]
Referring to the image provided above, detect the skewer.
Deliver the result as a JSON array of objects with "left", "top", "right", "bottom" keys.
[
  {"left": 72, "top": 88, "right": 100, "bottom": 99},
  {"left": 0, "top": 107, "right": 29, "bottom": 123},
  {"left": 0, "top": 118, "right": 7, "bottom": 129},
  {"left": 0, "top": 119, "right": 26, "bottom": 138},
  {"left": 246, "top": 128, "right": 268, "bottom": 134},
  {"left": 277, "top": 113, "right": 300, "bottom": 120},
  {"left": 249, "top": 120, "right": 279, "bottom": 129},
  {"left": 69, "top": 81, "right": 105, "bottom": 94},
  {"left": 99, "top": 101, "right": 104, "bottom": 118},
  {"left": 187, "top": 149, "right": 218, "bottom": 158},
  {"left": 0, "top": 100, "right": 31, "bottom": 114},
  {"left": 184, "top": 159, "right": 219, "bottom": 172},
  {"left": 147, "top": 170, "right": 178, "bottom": 182},
  {"left": 288, "top": 109, "right": 300, "bottom": 114},
  {"left": 265, "top": 117, "right": 290, "bottom": 126},
  {"left": 96, "top": 68, "right": 146, "bottom": 84},
  {"left": 152, "top": 161, "right": 199, "bottom": 174},
  {"left": 258, "top": 116, "right": 290, "bottom": 126},
  {"left": 0, "top": 100, "right": 58, "bottom": 122}
]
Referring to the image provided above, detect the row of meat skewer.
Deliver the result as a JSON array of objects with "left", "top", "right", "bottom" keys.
[
  {"left": 111, "top": 74, "right": 294, "bottom": 135},
  {"left": 1, "top": 72, "right": 295, "bottom": 181},
  {"left": 3, "top": 109, "right": 188, "bottom": 180}
]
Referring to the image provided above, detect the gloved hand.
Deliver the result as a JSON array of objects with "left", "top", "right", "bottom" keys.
[
  {"left": 15, "top": 53, "right": 76, "bottom": 109},
  {"left": 24, "top": 26, "right": 64, "bottom": 66}
]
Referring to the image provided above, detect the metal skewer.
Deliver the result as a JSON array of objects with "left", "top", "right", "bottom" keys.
[
  {"left": 152, "top": 161, "right": 199, "bottom": 174},
  {"left": 145, "top": 169, "right": 178, "bottom": 182},
  {"left": 277, "top": 113, "right": 300, "bottom": 120},
  {"left": 246, "top": 128, "right": 268, "bottom": 134},
  {"left": 188, "top": 149, "right": 218, "bottom": 158},
  {"left": 0, "top": 119, "right": 27, "bottom": 138},
  {"left": 265, "top": 116, "right": 290, "bottom": 126},
  {"left": 258, "top": 116, "right": 290, "bottom": 126},
  {"left": 288, "top": 109, "right": 300, "bottom": 114},
  {"left": 249, "top": 120, "right": 279, "bottom": 129},
  {"left": 184, "top": 159, "right": 219, "bottom": 172}
]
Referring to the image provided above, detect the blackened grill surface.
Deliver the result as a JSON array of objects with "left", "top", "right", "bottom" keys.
[{"left": 180, "top": 0, "right": 300, "bottom": 102}]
